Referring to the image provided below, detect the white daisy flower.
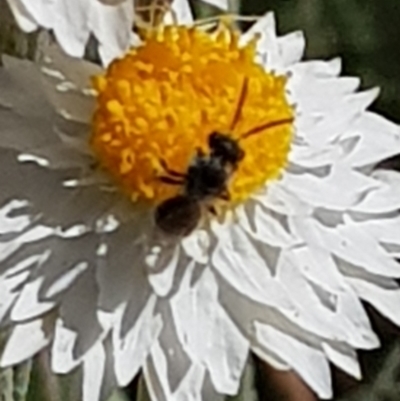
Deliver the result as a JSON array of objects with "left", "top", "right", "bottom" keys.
[
  {"left": 4, "top": 0, "right": 228, "bottom": 65},
  {"left": 1, "top": 8, "right": 400, "bottom": 401}
]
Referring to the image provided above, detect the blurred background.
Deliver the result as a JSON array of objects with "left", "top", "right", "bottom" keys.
[{"left": 1, "top": 0, "right": 400, "bottom": 400}]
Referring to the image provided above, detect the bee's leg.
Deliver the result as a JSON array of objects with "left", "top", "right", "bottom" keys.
[
  {"left": 218, "top": 189, "right": 231, "bottom": 201},
  {"left": 207, "top": 205, "right": 217, "bottom": 215},
  {"left": 196, "top": 147, "right": 206, "bottom": 158},
  {"left": 159, "top": 176, "right": 185, "bottom": 185},
  {"left": 159, "top": 159, "right": 186, "bottom": 178}
]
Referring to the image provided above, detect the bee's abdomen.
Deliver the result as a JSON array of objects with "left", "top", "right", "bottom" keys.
[{"left": 155, "top": 195, "right": 201, "bottom": 236}]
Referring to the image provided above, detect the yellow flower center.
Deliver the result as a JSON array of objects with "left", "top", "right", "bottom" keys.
[{"left": 90, "top": 24, "right": 294, "bottom": 206}]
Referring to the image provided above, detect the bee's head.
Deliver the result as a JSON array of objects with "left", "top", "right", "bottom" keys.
[{"left": 208, "top": 132, "right": 244, "bottom": 165}]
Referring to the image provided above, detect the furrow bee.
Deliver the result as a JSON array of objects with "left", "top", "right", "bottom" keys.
[{"left": 155, "top": 77, "right": 293, "bottom": 236}]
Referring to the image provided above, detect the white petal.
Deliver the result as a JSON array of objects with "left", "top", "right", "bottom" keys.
[
  {"left": 347, "top": 276, "right": 400, "bottom": 326},
  {"left": 297, "top": 89, "right": 379, "bottom": 147},
  {"left": 19, "top": 145, "right": 89, "bottom": 169},
  {"left": 290, "top": 217, "right": 400, "bottom": 278},
  {"left": 276, "top": 31, "right": 305, "bottom": 67},
  {"left": 280, "top": 165, "right": 378, "bottom": 211},
  {"left": 171, "top": 268, "right": 249, "bottom": 395},
  {"left": 51, "top": 320, "right": 80, "bottom": 373},
  {"left": 342, "top": 112, "right": 400, "bottom": 167},
  {"left": 290, "top": 246, "right": 346, "bottom": 294},
  {"left": 82, "top": 341, "right": 106, "bottom": 401},
  {"left": 0, "top": 225, "right": 54, "bottom": 264},
  {"left": 13, "top": 0, "right": 90, "bottom": 57},
  {"left": 0, "top": 57, "right": 56, "bottom": 152},
  {"left": 335, "top": 290, "right": 379, "bottom": 349},
  {"left": 2, "top": 254, "right": 36, "bottom": 280},
  {"left": 239, "top": 13, "right": 280, "bottom": 70},
  {"left": 221, "top": 251, "right": 378, "bottom": 351},
  {"left": 0, "top": 258, "right": 39, "bottom": 325},
  {"left": 37, "top": 232, "right": 98, "bottom": 302},
  {"left": 288, "top": 75, "right": 360, "bottom": 116},
  {"left": 7, "top": 0, "right": 135, "bottom": 64},
  {"left": 0, "top": 152, "right": 107, "bottom": 233},
  {"left": 89, "top": 0, "right": 136, "bottom": 65},
  {"left": 289, "top": 142, "right": 343, "bottom": 169},
  {"left": 157, "top": 303, "right": 193, "bottom": 393},
  {"left": 352, "top": 169, "right": 400, "bottom": 214},
  {"left": 200, "top": 0, "right": 228, "bottom": 9},
  {"left": 57, "top": 128, "right": 91, "bottom": 156},
  {"left": 322, "top": 342, "right": 361, "bottom": 379},
  {"left": 59, "top": 267, "right": 102, "bottom": 360},
  {"left": 97, "top": 226, "right": 151, "bottom": 312},
  {"left": 145, "top": 309, "right": 203, "bottom": 400},
  {"left": 352, "top": 215, "right": 400, "bottom": 246},
  {"left": 0, "top": 277, "right": 21, "bottom": 325},
  {"left": 181, "top": 229, "right": 210, "bottom": 264},
  {"left": 255, "top": 323, "right": 332, "bottom": 399},
  {"left": 174, "top": 363, "right": 206, "bottom": 401},
  {"left": 211, "top": 217, "right": 294, "bottom": 310},
  {"left": 52, "top": 0, "right": 91, "bottom": 58},
  {"left": 1, "top": 319, "right": 50, "bottom": 366},
  {"left": 63, "top": 171, "right": 111, "bottom": 188},
  {"left": 5, "top": 0, "right": 38, "bottom": 31},
  {"left": 295, "top": 80, "right": 362, "bottom": 118},
  {"left": 204, "top": 307, "right": 249, "bottom": 395},
  {"left": 290, "top": 58, "right": 342, "bottom": 79},
  {"left": 15, "top": 0, "right": 53, "bottom": 28},
  {"left": 144, "top": 341, "right": 172, "bottom": 401},
  {"left": 335, "top": 219, "right": 400, "bottom": 277},
  {"left": 98, "top": 336, "right": 119, "bottom": 401},
  {"left": 170, "top": 265, "right": 218, "bottom": 361},
  {"left": 239, "top": 203, "right": 300, "bottom": 247},
  {"left": 165, "top": 0, "right": 193, "bottom": 25},
  {"left": 11, "top": 276, "right": 55, "bottom": 321},
  {"left": 53, "top": 317, "right": 116, "bottom": 399},
  {"left": 252, "top": 346, "right": 289, "bottom": 371},
  {"left": 144, "top": 341, "right": 206, "bottom": 401},
  {"left": 38, "top": 33, "right": 102, "bottom": 93},
  {"left": 56, "top": 187, "right": 119, "bottom": 229},
  {"left": 254, "top": 182, "right": 312, "bottom": 216},
  {"left": 38, "top": 36, "right": 99, "bottom": 124},
  {"left": 44, "top": 262, "right": 88, "bottom": 299},
  {"left": 113, "top": 295, "right": 162, "bottom": 386},
  {"left": 0, "top": 200, "right": 31, "bottom": 234},
  {"left": 277, "top": 252, "right": 348, "bottom": 342},
  {"left": 147, "top": 244, "right": 181, "bottom": 297}
]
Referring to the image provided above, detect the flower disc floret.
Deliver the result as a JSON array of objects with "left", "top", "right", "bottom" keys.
[{"left": 90, "top": 24, "right": 294, "bottom": 205}]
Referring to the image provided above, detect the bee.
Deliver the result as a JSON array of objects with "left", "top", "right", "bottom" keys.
[{"left": 154, "top": 78, "right": 293, "bottom": 236}]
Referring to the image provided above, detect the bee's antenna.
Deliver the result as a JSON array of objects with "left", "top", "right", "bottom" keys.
[
  {"left": 240, "top": 117, "right": 294, "bottom": 140},
  {"left": 230, "top": 77, "right": 249, "bottom": 131}
]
